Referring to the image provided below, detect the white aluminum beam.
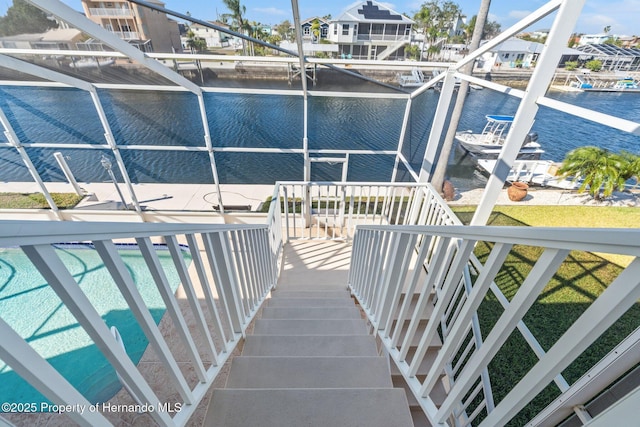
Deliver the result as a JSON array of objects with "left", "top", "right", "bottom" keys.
[
  {"left": 481, "top": 258, "right": 640, "bottom": 426},
  {"left": 0, "top": 318, "right": 111, "bottom": 426},
  {"left": 471, "top": 0, "right": 586, "bottom": 226},
  {"left": 528, "top": 327, "right": 640, "bottom": 426},
  {"left": 26, "top": 0, "right": 224, "bottom": 212},
  {"left": 26, "top": 0, "right": 201, "bottom": 95},
  {"left": 0, "top": 106, "right": 61, "bottom": 218},
  {"left": 0, "top": 54, "right": 142, "bottom": 213},
  {"left": 418, "top": 69, "right": 457, "bottom": 182}
]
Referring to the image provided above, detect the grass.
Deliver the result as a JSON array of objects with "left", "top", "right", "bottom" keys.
[
  {"left": 451, "top": 205, "right": 640, "bottom": 229},
  {"left": 452, "top": 205, "right": 639, "bottom": 267},
  {"left": 0, "top": 193, "right": 84, "bottom": 209},
  {"left": 450, "top": 205, "right": 640, "bottom": 425}
]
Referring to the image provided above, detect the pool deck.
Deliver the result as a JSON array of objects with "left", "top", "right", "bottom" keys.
[{"left": 0, "top": 182, "right": 638, "bottom": 221}]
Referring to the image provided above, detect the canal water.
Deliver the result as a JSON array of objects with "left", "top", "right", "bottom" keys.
[{"left": 0, "top": 85, "right": 638, "bottom": 189}]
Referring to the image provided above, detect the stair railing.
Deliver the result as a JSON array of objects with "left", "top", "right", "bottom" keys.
[
  {"left": 349, "top": 224, "right": 640, "bottom": 426},
  {"left": 275, "top": 181, "right": 435, "bottom": 241},
  {"left": 0, "top": 220, "right": 279, "bottom": 427}
]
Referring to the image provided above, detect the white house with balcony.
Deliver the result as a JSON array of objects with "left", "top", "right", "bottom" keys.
[
  {"left": 326, "top": 0, "right": 414, "bottom": 60},
  {"left": 81, "top": 0, "right": 181, "bottom": 52}
]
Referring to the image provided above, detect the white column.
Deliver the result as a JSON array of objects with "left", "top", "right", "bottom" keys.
[{"left": 471, "top": 0, "right": 586, "bottom": 225}]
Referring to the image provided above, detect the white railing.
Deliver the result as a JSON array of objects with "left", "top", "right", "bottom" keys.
[
  {"left": 89, "top": 7, "right": 133, "bottom": 17},
  {"left": 356, "top": 34, "right": 410, "bottom": 42},
  {"left": 349, "top": 224, "right": 640, "bottom": 426},
  {"left": 0, "top": 220, "right": 280, "bottom": 427},
  {"left": 275, "top": 182, "right": 453, "bottom": 241},
  {"left": 112, "top": 31, "right": 140, "bottom": 40}
]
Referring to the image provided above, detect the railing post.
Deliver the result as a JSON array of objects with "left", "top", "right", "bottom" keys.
[{"left": 205, "top": 231, "right": 245, "bottom": 334}]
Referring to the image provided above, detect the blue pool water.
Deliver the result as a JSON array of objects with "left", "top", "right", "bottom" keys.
[{"left": 0, "top": 244, "right": 191, "bottom": 405}]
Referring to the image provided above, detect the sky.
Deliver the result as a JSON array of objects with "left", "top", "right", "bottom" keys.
[{"left": 1, "top": 0, "right": 639, "bottom": 36}]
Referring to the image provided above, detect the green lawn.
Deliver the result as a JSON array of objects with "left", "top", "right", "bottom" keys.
[
  {"left": 450, "top": 205, "right": 640, "bottom": 425},
  {"left": 0, "top": 193, "right": 84, "bottom": 209}
]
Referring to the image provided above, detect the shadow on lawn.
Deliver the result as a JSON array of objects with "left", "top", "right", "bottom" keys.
[{"left": 457, "top": 211, "right": 640, "bottom": 426}]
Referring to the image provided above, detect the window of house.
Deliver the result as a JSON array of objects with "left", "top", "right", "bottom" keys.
[
  {"left": 504, "top": 53, "right": 510, "bottom": 58},
  {"left": 342, "top": 24, "right": 349, "bottom": 35},
  {"left": 333, "top": 25, "right": 337, "bottom": 35},
  {"left": 304, "top": 27, "right": 310, "bottom": 35},
  {"left": 321, "top": 27, "right": 328, "bottom": 37}
]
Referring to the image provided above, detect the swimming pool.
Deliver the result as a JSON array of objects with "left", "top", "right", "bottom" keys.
[{"left": 0, "top": 244, "right": 191, "bottom": 405}]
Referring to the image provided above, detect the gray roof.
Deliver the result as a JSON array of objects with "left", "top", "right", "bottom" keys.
[
  {"left": 491, "top": 38, "right": 544, "bottom": 53},
  {"left": 334, "top": 1, "right": 414, "bottom": 24}
]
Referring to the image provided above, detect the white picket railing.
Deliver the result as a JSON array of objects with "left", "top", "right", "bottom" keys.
[
  {"left": 349, "top": 223, "right": 640, "bottom": 426},
  {"left": 0, "top": 220, "right": 280, "bottom": 427},
  {"left": 275, "top": 181, "right": 455, "bottom": 241}
]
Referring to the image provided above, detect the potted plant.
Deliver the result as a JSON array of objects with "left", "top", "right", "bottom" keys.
[{"left": 507, "top": 181, "right": 528, "bottom": 201}]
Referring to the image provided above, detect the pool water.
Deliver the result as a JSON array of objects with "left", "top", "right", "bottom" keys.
[{"left": 0, "top": 244, "right": 191, "bottom": 405}]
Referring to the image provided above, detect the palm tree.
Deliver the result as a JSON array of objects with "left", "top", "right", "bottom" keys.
[
  {"left": 559, "top": 146, "right": 629, "bottom": 199},
  {"left": 222, "top": 0, "right": 250, "bottom": 54},
  {"left": 431, "top": 0, "right": 492, "bottom": 197}
]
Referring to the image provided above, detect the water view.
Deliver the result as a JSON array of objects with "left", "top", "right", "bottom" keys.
[{"left": 1, "top": 85, "right": 639, "bottom": 188}]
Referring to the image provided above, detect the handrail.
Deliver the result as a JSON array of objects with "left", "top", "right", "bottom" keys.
[
  {"left": 0, "top": 220, "right": 279, "bottom": 427},
  {"left": 349, "top": 223, "right": 640, "bottom": 426}
]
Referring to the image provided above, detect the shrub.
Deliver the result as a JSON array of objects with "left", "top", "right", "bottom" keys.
[
  {"left": 559, "top": 146, "right": 631, "bottom": 199},
  {"left": 564, "top": 60, "right": 578, "bottom": 70},
  {"left": 584, "top": 59, "right": 603, "bottom": 72}
]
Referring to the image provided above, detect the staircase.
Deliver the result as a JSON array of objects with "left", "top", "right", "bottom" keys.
[{"left": 203, "top": 241, "right": 414, "bottom": 426}]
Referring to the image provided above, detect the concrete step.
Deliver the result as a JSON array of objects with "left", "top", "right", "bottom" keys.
[
  {"left": 267, "top": 297, "right": 354, "bottom": 308},
  {"left": 392, "top": 374, "right": 448, "bottom": 408},
  {"left": 242, "top": 335, "right": 378, "bottom": 357},
  {"left": 390, "top": 347, "right": 440, "bottom": 377},
  {"left": 271, "top": 290, "right": 350, "bottom": 299},
  {"left": 393, "top": 293, "right": 435, "bottom": 321},
  {"left": 253, "top": 319, "right": 369, "bottom": 336},
  {"left": 411, "top": 407, "right": 433, "bottom": 427},
  {"left": 205, "top": 388, "right": 414, "bottom": 427},
  {"left": 261, "top": 306, "right": 362, "bottom": 320},
  {"left": 392, "top": 319, "right": 443, "bottom": 348},
  {"left": 226, "top": 356, "right": 392, "bottom": 389},
  {"left": 275, "top": 283, "right": 349, "bottom": 292}
]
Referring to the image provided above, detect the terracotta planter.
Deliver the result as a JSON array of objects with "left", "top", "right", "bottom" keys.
[{"left": 507, "top": 181, "right": 528, "bottom": 201}]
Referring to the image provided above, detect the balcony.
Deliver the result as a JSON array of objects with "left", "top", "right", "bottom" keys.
[
  {"left": 89, "top": 7, "right": 133, "bottom": 17},
  {"left": 356, "top": 34, "right": 410, "bottom": 42},
  {"left": 112, "top": 31, "right": 140, "bottom": 40}
]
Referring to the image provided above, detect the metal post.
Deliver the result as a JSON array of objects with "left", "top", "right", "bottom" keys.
[
  {"left": 196, "top": 94, "right": 224, "bottom": 214},
  {"left": 0, "top": 107, "right": 62, "bottom": 219},
  {"left": 418, "top": 69, "right": 458, "bottom": 182},
  {"left": 88, "top": 90, "right": 142, "bottom": 213},
  {"left": 392, "top": 98, "right": 413, "bottom": 182},
  {"left": 470, "top": 0, "right": 586, "bottom": 225},
  {"left": 101, "top": 155, "right": 128, "bottom": 209},
  {"left": 53, "top": 152, "right": 84, "bottom": 196}
]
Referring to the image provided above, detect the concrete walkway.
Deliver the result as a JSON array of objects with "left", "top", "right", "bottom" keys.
[{"left": 0, "top": 182, "right": 274, "bottom": 212}]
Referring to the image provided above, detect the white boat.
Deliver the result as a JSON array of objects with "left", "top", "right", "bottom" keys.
[
  {"left": 70, "top": 57, "right": 115, "bottom": 69},
  {"left": 477, "top": 158, "right": 580, "bottom": 189},
  {"left": 455, "top": 115, "right": 544, "bottom": 158},
  {"left": 397, "top": 67, "right": 425, "bottom": 87}
]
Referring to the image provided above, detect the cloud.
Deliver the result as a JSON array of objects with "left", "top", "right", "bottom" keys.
[
  {"left": 254, "top": 7, "right": 287, "bottom": 16},
  {"left": 508, "top": 10, "right": 533, "bottom": 21}
]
